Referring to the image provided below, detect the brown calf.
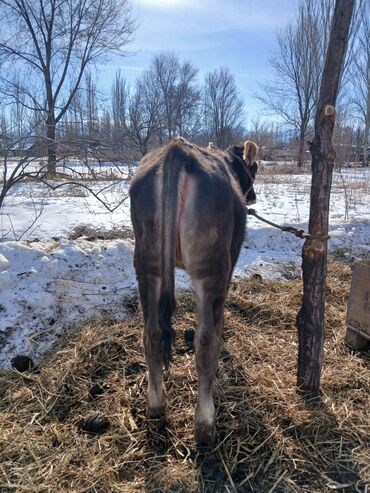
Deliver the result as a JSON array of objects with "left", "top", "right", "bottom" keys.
[{"left": 129, "top": 137, "right": 258, "bottom": 444}]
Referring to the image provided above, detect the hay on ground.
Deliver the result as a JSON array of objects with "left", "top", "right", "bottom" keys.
[{"left": 0, "top": 261, "right": 369, "bottom": 492}]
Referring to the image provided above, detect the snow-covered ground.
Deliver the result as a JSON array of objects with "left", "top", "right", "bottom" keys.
[
  {"left": 0, "top": 165, "right": 369, "bottom": 368},
  {"left": 0, "top": 180, "right": 131, "bottom": 240}
]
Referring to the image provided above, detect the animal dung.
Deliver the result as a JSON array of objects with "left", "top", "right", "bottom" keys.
[
  {"left": 11, "top": 355, "right": 35, "bottom": 373},
  {"left": 88, "top": 383, "right": 109, "bottom": 400},
  {"left": 126, "top": 361, "right": 146, "bottom": 375},
  {"left": 77, "top": 412, "right": 110, "bottom": 434}
]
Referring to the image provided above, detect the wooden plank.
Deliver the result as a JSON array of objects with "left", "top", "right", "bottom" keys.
[{"left": 346, "top": 261, "right": 370, "bottom": 350}]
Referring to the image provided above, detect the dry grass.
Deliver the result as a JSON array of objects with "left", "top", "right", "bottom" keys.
[
  {"left": 0, "top": 261, "right": 369, "bottom": 492},
  {"left": 258, "top": 162, "right": 311, "bottom": 176},
  {"left": 67, "top": 224, "right": 135, "bottom": 241}
]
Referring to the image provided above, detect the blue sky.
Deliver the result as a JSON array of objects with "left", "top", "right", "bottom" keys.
[{"left": 97, "top": 0, "right": 299, "bottom": 122}]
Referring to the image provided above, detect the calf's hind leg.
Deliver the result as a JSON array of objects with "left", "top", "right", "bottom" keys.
[
  {"left": 135, "top": 250, "right": 166, "bottom": 418},
  {"left": 193, "top": 275, "right": 229, "bottom": 445}
]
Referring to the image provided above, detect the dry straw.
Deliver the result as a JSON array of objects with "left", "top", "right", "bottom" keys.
[{"left": 0, "top": 261, "right": 369, "bottom": 492}]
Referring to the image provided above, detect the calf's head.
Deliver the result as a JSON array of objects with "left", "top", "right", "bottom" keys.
[{"left": 227, "top": 141, "right": 258, "bottom": 205}]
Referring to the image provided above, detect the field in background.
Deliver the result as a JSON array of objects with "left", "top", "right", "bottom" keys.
[
  {"left": 1, "top": 159, "right": 369, "bottom": 242},
  {"left": 0, "top": 261, "right": 369, "bottom": 492}
]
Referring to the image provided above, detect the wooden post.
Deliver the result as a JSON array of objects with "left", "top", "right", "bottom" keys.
[{"left": 296, "top": 0, "right": 355, "bottom": 401}]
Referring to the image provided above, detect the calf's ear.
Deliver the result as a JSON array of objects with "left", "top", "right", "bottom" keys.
[{"left": 243, "top": 141, "right": 258, "bottom": 162}]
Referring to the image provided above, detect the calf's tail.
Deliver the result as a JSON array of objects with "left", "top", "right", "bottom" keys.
[{"left": 159, "top": 141, "right": 191, "bottom": 366}]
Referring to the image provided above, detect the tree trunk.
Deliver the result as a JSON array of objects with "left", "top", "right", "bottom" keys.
[
  {"left": 47, "top": 115, "right": 57, "bottom": 175},
  {"left": 141, "top": 142, "right": 148, "bottom": 156},
  {"left": 364, "top": 61, "right": 370, "bottom": 165},
  {"left": 0, "top": 185, "right": 8, "bottom": 210},
  {"left": 297, "top": 132, "right": 305, "bottom": 168},
  {"left": 296, "top": 0, "right": 355, "bottom": 401},
  {"left": 364, "top": 120, "right": 369, "bottom": 166}
]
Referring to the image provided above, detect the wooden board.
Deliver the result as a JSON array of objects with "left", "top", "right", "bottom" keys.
[{"left": 345, "top": 260, "right": 370, "bottom": 349}]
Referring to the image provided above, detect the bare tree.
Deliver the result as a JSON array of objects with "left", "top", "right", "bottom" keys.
[
  {"left": 111, "top": 70, "right": 129, "bottom": 152},
  {"left": 85, "top": 73, "right": 99, "bottom": 144},
  {"left": 175, "top": 61, "right": 202, "bottom": 139},
  {"left": 0, "top": 0, "right": 136, "bottom": 173},
  {"left": 0, "top": 111, "right": 8, "bottom": 135},
  {"left": 257, "top": 0, "right": 334, "bottom": 167},
  {"left": 149, "top": 52, "right": 200, "bottom": 143},
  {"left": 0, "top": 111, "right": 10, "bottom": 153},
  {"left": 248, "top": 117, "right": 279, "bottom": 159},
  {"left": 99, "top": 109, "right": 113, "bottom": 152},
  {"left": 204, "top": 67, "right": 244, "bottom": 149},
  {"left": 332, "top": 107, "right": 358, "bottom": 167},
  {"left": 246, "top": 118, "right": 288, "bottom": 163},
  {"left": 348, "top": 0, "right": 370, "bottom": 164},
  {"left": 62, "top": 89, "right": 85, "bottom": 142},
  {"left": 128, "top": 72, "right": 162, "bottom": 156},
  {"left": 9, "top": 76, "right": 28, "bottom": 138},
  {"left": 151, "top": 52, "right": 178, "bottom": 142}
]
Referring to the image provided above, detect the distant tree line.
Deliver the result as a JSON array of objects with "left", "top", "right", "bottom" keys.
[
  {"left": 257, "top": 0, "right": 369, "bottom": 167},
  {"left": 0, "top": 0, "right": 368, "bottom": 168},
  {"left": 1, "top": 50, "right": 247, "bottom": 162}
]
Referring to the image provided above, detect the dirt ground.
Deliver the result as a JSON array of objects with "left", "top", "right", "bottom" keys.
[{"left": 0, "top": 260, "right": 369, "bottom": 492}]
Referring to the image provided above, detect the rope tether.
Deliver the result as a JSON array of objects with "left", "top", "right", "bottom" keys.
[{"left": 246, "top": 208, "right": 330, "bottom": 241}]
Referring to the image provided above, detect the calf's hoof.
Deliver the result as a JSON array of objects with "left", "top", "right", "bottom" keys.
[
  {"left": 195, "top": 422, "right": 216, "bottom": 447},
  {"left": 147, "top": 402, "right": 166, "bottom": 419},
  {"left": 147, "top": 385, "right": 166, "bottom": 419}
]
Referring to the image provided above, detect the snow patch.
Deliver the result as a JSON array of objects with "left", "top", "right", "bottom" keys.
[
  {"left": 0, "top": 253, "right": 9, "bottom": 271},
  {"left": 0, "top": 239, "right": 137, "bottom": 369}
]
